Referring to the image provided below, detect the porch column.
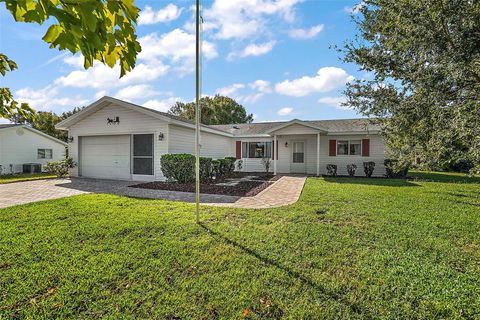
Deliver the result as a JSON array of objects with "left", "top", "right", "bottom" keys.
[
  {"left": 316, "top": 133, "right": 320, "bottom": 176},
  {"left": 274, "top": 134, "right": 277, "bottom": 175}
]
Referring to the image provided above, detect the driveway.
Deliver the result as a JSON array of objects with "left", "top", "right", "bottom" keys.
[{"left": 0, "top": 176, "right": 306, "bottom": 209}]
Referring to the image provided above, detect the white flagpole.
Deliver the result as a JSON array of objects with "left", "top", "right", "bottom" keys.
[{"left": 195, "top": 0, "right": 201, "bottom": 223}]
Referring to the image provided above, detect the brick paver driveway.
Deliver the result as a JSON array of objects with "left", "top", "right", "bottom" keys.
[{"left": 0, "top": 176, "right": 306, "bottom": 209}]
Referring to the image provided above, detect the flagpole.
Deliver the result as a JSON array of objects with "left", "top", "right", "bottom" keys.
[{"left": 195, "top": 0, "right": 201, "bottom": 224}]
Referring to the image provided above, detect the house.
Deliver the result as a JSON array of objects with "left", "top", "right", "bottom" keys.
[
  {"left": 56, "top": 96, "right": 386, "bottom": 181},
  {"left": 0, "top": 124, "right": 67, "bottom": 175}
]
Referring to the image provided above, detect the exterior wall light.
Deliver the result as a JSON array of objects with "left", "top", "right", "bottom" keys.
[
  {"left": 158, "top": 132, "right": 164, "bottom": 141},
  {"left": 68, "top": 136, "right": 74, "bottom": 143},
  {"left": 285, "top": 142, "right": 289, "bottom": 147}
]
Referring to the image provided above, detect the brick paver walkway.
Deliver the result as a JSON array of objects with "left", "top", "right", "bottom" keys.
[{"left": 0, "top": 176, "right": 306, "bottom": 209}]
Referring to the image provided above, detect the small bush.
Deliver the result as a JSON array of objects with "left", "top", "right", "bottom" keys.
[
  {"left": 160, "top": 154, "right": 196, "bottom": 183},
  {"left": 384, "top": 159, "right": 409, "bottom": 178},
  {"left": 44, "top": 157, "right": 76, "bottom": 178},
  {"left": 347, "top": 164, "right": 357, "bottom": 177},
  {"left": 363, "top": 161, "right": 376, "bottom": 177},
  {"left": 199, "top": 157, "right": 213, "bottom": 182},
  {"left": 447, "top": 159, "right": 475, "bottom": 173},
  {"left": 236, "top": 159, "right": 243, "bottom": 171},
  {"left": 261, "top": 157, "right": 271, "bottom": 173},
  {"left": 326, "top": 164, "right": 337, "bottom": 177},
  {"left": 217, "top": 158, "right": 235, "bottom": 177}
]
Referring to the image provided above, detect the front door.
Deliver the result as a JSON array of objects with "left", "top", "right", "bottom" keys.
[
  {"left": 132, "top": 134, "right": 154, "bottom": 178},
  {"left": 291, "top": 141, "right": 306, "bottom": 173}
]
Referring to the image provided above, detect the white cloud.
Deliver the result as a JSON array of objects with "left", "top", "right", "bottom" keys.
[
  {"left": 143, "top": 97, "right": 183, "bottom": 112},
  {"left": 203, "top": 0, "right": 301, "bottom": 40},
  {"left": 216, "top": 83, "right": 245, "bottom": 96},
  {"left": 288, "top": 24, "right": 324, "bottom": 39},
  {"left": 95, "top": 90, "right": 108, "bottom": 99},
  {"left": 318, "top": 96, "right": 351, "bottom": 110},
  {"left": 229, "top": 41, "right": 276, "bottom": 59},
  {"left": 15, "top": 85, "right": 89, "bottom": 110},
  {"left": 242, "top": 93, "right": 265, "bottom": 104},
  {"left": 115, "top": 84, "right": 159, "bottom": 101},
  {"left": 55, "top": 60, "right": 169, "bottom": 89},
  {"left": 138, "top": 29, "right": 217, "bottom": 73},
  {"left": 277, "top": 107, "right": 294, "bottom": 116},
  {"left": 63, "top": 55, "right": 84, "bottom": 68},
  {"left": 139, "top": 4, "right": 183, "bottom": 25},
  {"left": 275, "top": 67, "right": 354, "bottom": 97},
  {"left": 344, "top": 2, "right": 365, "bottom": 14},
  {"left": 249, "top": 80, "right": 272, "bottom": 93}
]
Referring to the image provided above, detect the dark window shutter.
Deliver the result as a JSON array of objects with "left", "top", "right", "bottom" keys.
[
  {"left": 362, "top": 139, "right": 370, "bottom": 157},
  {"left": 272, "top": 140, "right": 275, "bottom": 160},
  {"left": 236, "top": 141, "right": 242, "bottom": 159},
  {"left": 276, "top": 140, "right": 279, "bottom": 160},
  {"left": 329, "top": 140, "right": 336, "bottom": 156}
]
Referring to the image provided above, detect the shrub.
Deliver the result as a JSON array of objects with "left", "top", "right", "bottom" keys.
[
  {"left": 326, "top": 164, "right": 337, "bottom": 176},
  {"left": 363, "top": 161, "right": 376, "bottom": 177},
  {"left": 224, "top": 157, "right": 237, "bottom": 174},
  {"left": 44, "top": 157, "right": 76, "bottom": 178},
  {"left": 199, "top": 157, "right": 213, "bottom": 182},
  {"left": 384, "top": 159, "right": 409, "bottom": 178},
  {"left": 236, "top": 159, "right": 243, "bottom": 171},
  {"left": 447, "top": 159, "right": 474, "bottom": 173},
  {"left": 261, "top": 157, "right": 271, "bottom": 173},
  {"left": 217, "top": 158, "right": 235, "bottom": 177},
  {"left": 347, "top": 164, "right": 357, "bottom": 177},
  {"left": 160, "top": 154, "right": 195, "bottom": 183}
]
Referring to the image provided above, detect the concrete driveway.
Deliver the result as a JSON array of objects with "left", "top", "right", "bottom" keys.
[{"left": 0, "top": 176, "right": 306, "bottom": 209}]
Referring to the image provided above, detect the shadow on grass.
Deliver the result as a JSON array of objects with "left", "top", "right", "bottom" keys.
[
  {"left": 409, "top": 171, "right": 480, "bottom": 184},
  {"left": 199, "top": 223, "right": 374, "bottom": 318},
  {"left": 323, "top": 177, "right": 419, "bottom": 187}
]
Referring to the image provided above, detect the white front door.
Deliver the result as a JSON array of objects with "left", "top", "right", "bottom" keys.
[
  {"left": 291, "top": 141, "right": 306, "bottom": 173},
  {"left": 80, "top": 135, "right": 131, "bottom": 180}
]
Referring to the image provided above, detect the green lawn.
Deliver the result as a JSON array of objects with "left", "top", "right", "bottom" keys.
[
  {"left": 1, "top": 173, "right": 479, "bottom": 319},
  {"left": 0, "top": 173, "right": 57, "bottom": 184}
]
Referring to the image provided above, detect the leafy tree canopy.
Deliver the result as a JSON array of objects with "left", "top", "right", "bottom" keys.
[
  {"left": 0, "top": 0, "right": 141, "bottom": 119},
  {"left": 9, "top": 107, "right": 85, "bottom": 141},
  {"left": 168, "top": 95, "right": 254, "bottom": 125},
  {"left": 341, "top": 0, "right": 480, "bottom": 173}
]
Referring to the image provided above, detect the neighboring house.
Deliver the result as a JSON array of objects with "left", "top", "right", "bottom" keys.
[
  {"left": 0, "top": 124, "right": 67, "bottom": 175},
  {"left": 56, "top": 96, "right": 386, "bottom": 181}
]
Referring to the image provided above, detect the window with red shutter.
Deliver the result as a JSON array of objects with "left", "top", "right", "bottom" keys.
[
  {"left": 235, "top": 141, "right": 241, "bottom": 159},
  {"left": 362, "top": 139, "right": 370, "bottom": 157},
  {"left": 329, "top": 140, "right": 336, "bottom": 156}
]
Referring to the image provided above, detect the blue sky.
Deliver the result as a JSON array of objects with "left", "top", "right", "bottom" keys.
[{"left": 0, "top": 0, "right": 366, "bottom": 122}]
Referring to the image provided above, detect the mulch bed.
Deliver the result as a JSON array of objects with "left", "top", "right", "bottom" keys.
[{"left": 130, "top": 172, "right": 279, "bottom": 197}]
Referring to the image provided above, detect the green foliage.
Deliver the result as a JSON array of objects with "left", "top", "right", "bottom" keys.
[
  {"left": 160, "top": 154, "right": 196, "bottom": 183},
  {"left": 43, "top": 157, "right": 76, "bottom": 178},
  {"left": 199, "top": 157, "right": 213, "bottom": 183},
  {"left": 363, "top": 161, "right": 375, "bottom": 178},
  {"left": 347, "top": 164, "right": 357, "bottom": 177},
  {"left": 384, "top": 159, "right": 409, "bottom": 178},
  {"left": 0, "top": 0, "right": 141, "bottom": 119},
  {"left": 1, "top": 174, "right": 480, "bottom": 318},
  {"left": 0, "top": 173, "right": 57, "bottom": 184},
  {"left": 10, "top": 107, "right": 85, "bottom": 141},
  {"left": 168, "top": 95, "right": 254, "bottom": 125},
  {"left": 326, "top": 164, "right": 337, "bottom": 176},
  {"left": 217, "top": 158, "right": 235, "bottom": 177},
  {"left": 341, "top": 0, "right": 480, "bottom": 174}
]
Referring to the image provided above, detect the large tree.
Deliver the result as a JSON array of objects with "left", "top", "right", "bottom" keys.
[
  {"left": 9, "top": 106, "right": 85, "bottom": 141},
  {"left": 169, "top": 95, "right": 254, "bottom": 125},
  {"left": 0, "top": 0, "right": 141, "bottom": 120},
  {"left": 342, "top": 0, "right": 480, "bottom": 173}
]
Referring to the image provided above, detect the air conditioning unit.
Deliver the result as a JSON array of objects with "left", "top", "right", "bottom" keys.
[{"left": 23, "top": 163, "right": 42, "bottom": 174}]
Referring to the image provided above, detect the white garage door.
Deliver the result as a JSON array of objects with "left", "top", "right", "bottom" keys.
[{"left": 80, "top": 135, "right": 131, "bottom": 180}]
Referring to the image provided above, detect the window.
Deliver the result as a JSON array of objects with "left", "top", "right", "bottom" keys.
[
  {"left": 292, "top": 142, "right": 305, "bottom": 163},
  {"left": 38, "top": 149, "right": 53, "bottom": 159},
  {"left": 133, "top": 134, "right": 153, "bottom": 175},
  {"left": 337, "top": 140, "right": 362, "bottom": 156},
  {"left": 242, "top": 142, "right": 272, "bottom": 158}
]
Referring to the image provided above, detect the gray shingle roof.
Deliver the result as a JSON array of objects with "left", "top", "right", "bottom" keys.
[{"left": 209, "top": 119, "right": 380, "bottom": 135}]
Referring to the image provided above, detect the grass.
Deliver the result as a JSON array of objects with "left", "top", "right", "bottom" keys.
[
  {"left": 0, "top": 173, "right": 57, "bottom": 184},
  {"left": 0, "top": 172, "right": 479, "bottom": 319}
]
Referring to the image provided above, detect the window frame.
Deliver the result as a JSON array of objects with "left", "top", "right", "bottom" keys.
[
  {"left": 37, "top": 148, "right": 53, "bottom": 159},
  {"left": 336, "top": 140, "right": 362, "bottom": 156},
  {"left": 241, "top": 141, "right": 272, "bottom": 159},
  {"left": 132, "top": 134, "right": 154, "bottom": 176}
]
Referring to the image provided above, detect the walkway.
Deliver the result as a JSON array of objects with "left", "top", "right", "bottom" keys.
[{"left": 0, "top": 176, "right": 306, "bottom": 209}]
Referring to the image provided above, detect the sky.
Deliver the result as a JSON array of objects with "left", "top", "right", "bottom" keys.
[{"left": 0, "top": 0, "right": 367, "bottom": 123}]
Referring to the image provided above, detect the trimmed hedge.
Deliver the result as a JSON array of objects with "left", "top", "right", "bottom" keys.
[
  {"left": 326, "top": 164, "right": 337, "bottom": 177},
  {"left": 160, "top": 154, "right": 236, "bottom": 183},
  {"left": 363, "top": 161, "right": 376, "bottom": 178}
]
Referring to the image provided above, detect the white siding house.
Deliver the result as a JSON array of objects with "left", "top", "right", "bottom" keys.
[
  {"left": 0, "top": 124, "right": 67, "bottom": 175},
  {"left": 56, "top": 96, "right": 387, "bottom": 181}
]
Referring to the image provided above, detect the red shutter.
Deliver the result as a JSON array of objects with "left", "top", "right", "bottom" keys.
[
  {"left": 236, "top": 141, "right": 242, "bottom": 159},
  {"left": 362, "top": 139, "right": 370, "bottom": 157},
  {"left": 329, "top": 140, "right": 336, "bottom": 156},
  {"left": 272, "top": 140, "right": 275, "bottom": 160}
]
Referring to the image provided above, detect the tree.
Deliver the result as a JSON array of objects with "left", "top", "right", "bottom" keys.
[
  {"left": 341, "top": 0, "right": 480, "bottom": 173},
  {"left": 168, "top": 95, "right": 254, "bottom": 125},
  {"left": 9, "top": 106, "right": 85, "bottom": 141},
  {"left": 0, "top": 0, "right": 141, "bottom": 119}
]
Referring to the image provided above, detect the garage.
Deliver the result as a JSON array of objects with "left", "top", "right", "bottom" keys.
[{"left": 79, "top": 135, "right": 131, "bottom": 180}]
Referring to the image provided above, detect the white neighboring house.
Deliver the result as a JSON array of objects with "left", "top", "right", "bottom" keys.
[
  {"left": 56, "top": 96, "right": 387, "bottom": 181},
  {"left": 0, "top": 124, "right": 67, "bottom": 175}
]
